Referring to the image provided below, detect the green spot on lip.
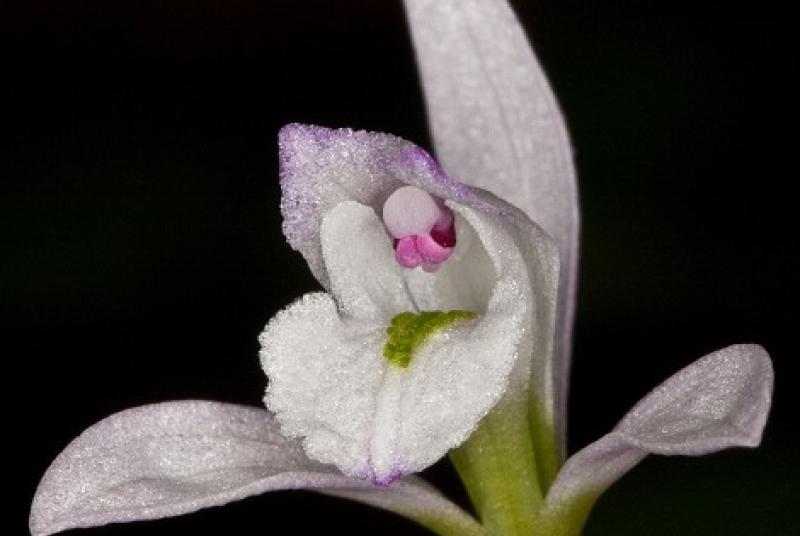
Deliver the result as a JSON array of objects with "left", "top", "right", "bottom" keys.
[{"left": 383, "top": 310, "right": 476, "bottom": 368}]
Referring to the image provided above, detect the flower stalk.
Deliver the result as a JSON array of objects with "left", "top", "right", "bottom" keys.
[{"left": 451, "top": 397, "right": 544, "bottom": 536}]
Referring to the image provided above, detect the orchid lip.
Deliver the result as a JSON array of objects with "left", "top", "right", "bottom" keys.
[{"left": 383, "top": 185, "right": 456, "bottom": 270}]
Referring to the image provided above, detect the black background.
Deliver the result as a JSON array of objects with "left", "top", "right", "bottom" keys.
[{"left": 4, "top": 1, "right": 796, "bottom": 534}]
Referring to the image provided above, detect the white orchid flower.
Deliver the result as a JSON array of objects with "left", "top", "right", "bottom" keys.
[
  {"left": 29, "top": 1, "right": 773, "bottom": 536},
  {"left": 262, "top": 122, "right": 558, "bottom": 489}
]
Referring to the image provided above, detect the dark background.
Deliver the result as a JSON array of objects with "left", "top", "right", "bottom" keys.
[{"left": 4, "top": 1, "right": 796, "bottom": 534}]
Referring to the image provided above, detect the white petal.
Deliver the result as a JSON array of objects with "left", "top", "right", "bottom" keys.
[
  {"left": 260, "top": 201, "right": 554, "bottom": 483},
  {"left": 29, "top": 401, "right": 482, "bottom": 536},
  {"left": 260, "top": 293, "right": 385, "bottom": 479},
  {"left": 279, "top": 124, "right": 496, "bottom": 293},
  {"left": 544, "top": 345, "right": 774, "bottom": 511},
  {"left": 321, "top": 201, "right": 415, "bottom": 321},
  {"left": 404, "top": 0, "right": 579, "bottom": 452},
  {"left": 279, "top": 124, "right": 412, "bottom": 288},
  {"left": 400, "top": 189, "right": 559, "bottom": 401},
  {"left": 400, "top": 206, "right": 497, "bottom": 313},
  {"left": 323, "top": 477, "right": 488, "bottom": 536},
  {"left": 381, "top": 200, "right": 556, "bottom": 482}
]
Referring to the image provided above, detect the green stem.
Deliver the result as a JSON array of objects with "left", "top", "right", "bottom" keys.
[
  {"left": 409, "top": 512, "right": 489, "bottom": 536},
  {"left": 535, "top": 493, "right": 600, "bottom": 536},
  {"left": 449, "top": 395, "right": 543, "bottom": 535},
  {"left": 529, "top": 396, "right": 560, "bottom": 491}
]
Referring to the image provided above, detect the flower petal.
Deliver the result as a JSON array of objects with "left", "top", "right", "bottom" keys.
[
  {"left": 544, "top": 344, "right": 774, "bottom": 512},
  {"left": 30, "top": 400, "right": 483, "bottom": 536},
  {"left": 400, "top": 206, "right": 496, "bottom": 313},
  {"left": 279, "top": 124, "right": 412, "bottom": 288},
  {"left": 278, "top": 124, "right": 490, "bottom": 290},
  {"left": 389, "top": 158, "right": 561, "bottom": 422},
  {"left": 260, "top": 199, "right": 554, "bottom": 483},
  {"left": 260, "top": 292, "right": 385, "bottom": 479},
  {"left": 404, "top": 0, "right": 580, "bottom": 453},
  {"left": 321, "top": 201, "right": 415, "bottom": 322}
]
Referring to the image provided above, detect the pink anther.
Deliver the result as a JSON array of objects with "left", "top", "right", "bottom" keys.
[
  {"left": 395, "top": 236, "right": 422, "bottom": 268},
  {"left": 382, "top": 186, "right": 456, "bottom": 270},
  {"left": 416, "top": 233, "right": 452, "bottom": 264}
]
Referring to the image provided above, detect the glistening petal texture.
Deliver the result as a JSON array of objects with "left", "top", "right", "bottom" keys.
[
  {"left": 404, "top": 0, "right": 579, "bottom": 453},
  {"left": 279, "top": 124, "right": 487, "bottom": 290},
  {"left": 371, "top": 201, "right": 536, "bottom": 480},
  {"left": 279, "top": 124, "right": 412, "bottom": 288},
  {"left": 29, "top": 401, "right": 482, "bottom": 536},
  {"left": 321, "top": 201, "right": 415, "bottom": 322},
  {"left": 260, "top": 292, "right": 386, "bottom": 479},
  {"left": 261, "top": 200, "right": 552, "bottom": 483},
  {"left": 391, "top": 159, "right": 561, "bottom": 419},
  {"left": 400, "top": 205, "right": 497, "bottom": 313},
  {"left": 544, "top": 345, "right": 774, "bottom": 511},
  {"left": 321, "top": 481, "right": 490, "bottom": 536},
  {"left": 467, "top": 189, "right": 560, "bottom": 412}
]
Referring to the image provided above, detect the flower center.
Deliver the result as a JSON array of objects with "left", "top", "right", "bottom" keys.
[
  {"left": 383, "top": 310, "right": 475, "bottom": 368},
  {"left": 382, "top": 186, "right": 456, "bottom": 272}
]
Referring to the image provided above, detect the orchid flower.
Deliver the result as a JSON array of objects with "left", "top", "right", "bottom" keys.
[{"left": 29, "top": 1, "right": 773, "bottom": 536}]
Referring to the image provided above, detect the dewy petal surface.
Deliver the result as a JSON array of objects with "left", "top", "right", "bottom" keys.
[
  {"left": 261, "top": 199, "right": 553, "bottom": 483},
  {"left": 278, "top": 124, "right": 492, "bottom": 290},
  {"left": 279, "top": 124, "right": 412, "bottom": 288},
  {"left": 322, "top": 201, "right": 416, "bottom": 321},
  {"left": 29, "top": 401, "right": 484, "bottom": 536},
  {"left": 544, "top": 344, "right": 774, "bottom": 512},
  {"left": 404, "top": 0, "right": 580, "bottom": 454}
]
